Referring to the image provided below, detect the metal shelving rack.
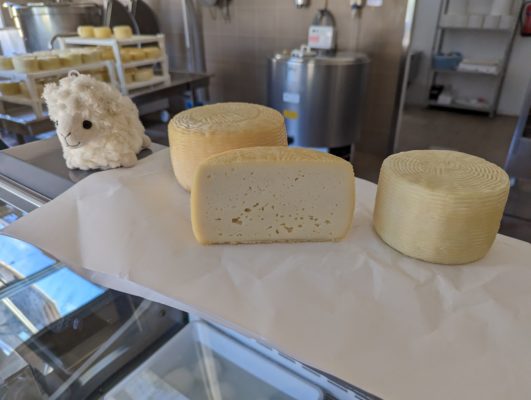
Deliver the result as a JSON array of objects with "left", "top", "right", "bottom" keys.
[
  {"left": 58, "top": 34, "right": 171, "bottom": 96},
  {"left": 428, "top": 0, "right": 520, "bottom": 117}
]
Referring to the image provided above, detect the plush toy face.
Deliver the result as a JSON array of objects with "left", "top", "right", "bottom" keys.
[{"left": 55, "top": 111, "right": 98, "bottom": 149}]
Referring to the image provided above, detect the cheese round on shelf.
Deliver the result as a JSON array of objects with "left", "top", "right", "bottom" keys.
[
  {"left": 77, "top": 25, "right": 95, "bottom": 38},
  {"left": 18, "top": 82, "right": 29, "bottom": 97},
  {"left": 133, "top": 67, "right": 153, "bottom": 81},
  {"left": 119, "top": 49, "right": 133, "bottom": 62},
  {"left": 124, "top": 68, "right": 136, "bottom": 83},
  {"left": 80, "top": 50, "right": 101, "bottom": 64},
  {"left": 168, "top": 102, "right": 288, "bottom": 191},
  {"left": 113, "top": 25, "right": 133, "bottom": 39},
  {"left": 94, "top": 26, "right": 112, "bottom": 38},
  {"left": 143, "top": 46, "right": 161, "bottom": 59},
  {"left": 12, "top": 56, "right": 39, "bottom": 72},
  {"left": 191, "top": 146, "right": 355, "bottom": 244},
  {"left": 37, "top": 56, "right": 61, "bottom": 70},
  {"left": 99, "top": 47, "right": 115, "bottom": 61},
  {"left": 0, "top": 82, "right": 21, "bottom": 96},
  {"left": 0, "top": 57, "right": 13, "bottom": 70},
  {"left": 59, "top": 52, "right": 83, "bottom": 67},
  {"left": 128, "top": 48, "right": 146, "bottom": 61},
  {"left": 373, "top": 150, "right": 510, "bottom": 265}
]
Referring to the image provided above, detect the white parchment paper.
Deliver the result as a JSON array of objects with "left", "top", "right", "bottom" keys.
[{"left": 5, "top": 149, "right": 531, "bottom": 399}]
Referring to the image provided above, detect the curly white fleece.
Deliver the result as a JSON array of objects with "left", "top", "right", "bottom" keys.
[{"left": 42, "top": 73, "right": 151, "bottom": 170}]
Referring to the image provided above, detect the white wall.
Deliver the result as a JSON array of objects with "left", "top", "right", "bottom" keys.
[{"left": 406, "top": 0, "right": 530, "bottom": 116}]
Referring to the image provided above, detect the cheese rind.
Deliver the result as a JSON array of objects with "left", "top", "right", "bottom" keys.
[
  {"left": 113, "top": 25, "right": 133, "bottom": 39},
  {"left": 169, "top": 102, "right": 288, "bottom": 191},
  {"left": 77, "top": 25, "right": 94, "bottom": 38},
  {"left": 191, "top": 146, "right": 355, "bottom": 244},
  {"left": 94, "top": 26, "right": 112, "bottom": 38},
  {"left": 373, "top": 150, "right": 510, "bottom": 264}
]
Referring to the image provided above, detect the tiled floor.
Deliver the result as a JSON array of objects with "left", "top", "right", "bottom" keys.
[{"left": 353, "top": 106, "right": 530, "bottom": 243}]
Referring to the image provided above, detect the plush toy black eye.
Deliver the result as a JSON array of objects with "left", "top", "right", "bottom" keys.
[{"left": 82, "top": 120, "right": 93, "bottom": 129}]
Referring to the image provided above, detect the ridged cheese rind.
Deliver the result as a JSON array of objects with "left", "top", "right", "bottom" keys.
[
  {"left": 373, "top": 150, "right": 510, "bottom": 264},
  {"left": 168, "top": 102, "right": 288, "bottom": 191},
  {"left": 191, "top": 146, "right": 355, "bottom": 244}
]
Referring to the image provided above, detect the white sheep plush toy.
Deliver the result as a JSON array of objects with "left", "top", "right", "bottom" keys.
[{"left": 43, "top": 71, "right": 151, "bottom": 170}]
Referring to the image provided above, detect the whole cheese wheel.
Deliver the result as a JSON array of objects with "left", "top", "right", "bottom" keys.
[
  {"left": 128, "top": 48, "right": 146, "bottom": 61},
  {"left": 373, "top": 150, "right": 510, "bottom": 264},
  {"left": 143, "top": 46, "right": 161, "bottom": 59},
  {"left": 0, "top": 57, "right": 13, "bottom": 70},
  {"left": 94, "top": 26, "right": 112, "bottom": 39},
  {"left": 12, "top": 56, "right": 39, "bottom": 72},
  {"left": 124, "top": 68, "right": 136, "bottom": 83},
  {"left": 59, "top": 52, "right": 83, "bottom": 67},
  {"left": 81, "top": 50, "right": 101, "bottom": 64},
  {"left": 77, "top": 25, "right": 94, "bottom": 38},
  {"left": 99, "top": 47, "right": 115, "bottom": 61},
  {"left": 133, "top": 67, "right": 153, "bottom": 81},
  {"left": 0, "top": 81, "right": 21, "bottom": 96},
  {"left": 19, "top": 82, "right": 28, "bottom": 97},
  {"left": 191, "top": 147, "right": 355, "bottom": 244},
  {"left": 113, "top": 25, "right": 133, "bottom": 39},
  {"left": 38, "top": 56, "right": 61, "bottom": 70},
  {"left": 169, "top": 102, "right": 288, "bottom": 191},
  {"left": 120, "top": 49, "right": 133, "bottom": 62}
]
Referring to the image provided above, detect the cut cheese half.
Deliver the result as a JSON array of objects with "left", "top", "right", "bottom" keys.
[
  {"left": 373, "top": 150, "right": 510, "bottom": 264},
  {"left": 169, "top": 102, "right": 288, "bottom": 191},
  {"left": 191, "top": 146, "right": 355, "bottom": 244}
]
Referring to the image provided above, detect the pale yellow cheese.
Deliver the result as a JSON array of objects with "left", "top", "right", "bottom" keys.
[
  {"left": 191, "top": 146, "right": 355, "bottom": 244},
  {"left": 113, "top": 25, "right": 133, "bottom": 39},
  {"left": 128, "top": 48, "right": 146, "bottom": 61},
  {"left": 124, "top": 68, "right": 136, "bottom": 83},
  {"left": 59, "top": 52, "right": 83, "bottom": 67},
  {"left": 168, "top": 102, "right": 288, "bottom": 191},
  {"left": 133, "top": 67, "right": 153, "bottom": 81},
  {"left": 143, "top": 46, "right": 162, "bottom": 59},
  {"left": 80, "top": 50, "right": 101, "bottom": 64},
  {"left": 0, "top": 57, "right": 13, "bottom": 70},
  {"left": 37, "top": 56, "right": 61, "bottom": 70},
  {"left": 0, "top": 82, "right": 21, "bottom": 96},
  {"left": 120, "top": 49, "right": 133, "bottom": 62},
  {"left": 94, "top": 26, "right": 112, "bottom": 39},
  {"left": 77, "top": 25, "right": 95, "bottom": 38},
  {"left": 18, "top": 82, "right": 28, "bottom": 97},
  {"left": 12, "top": 56, "right": 39, "bottom": 72},
  {"left": 99, "top": 47, "right": 115, "bottom": 61},
  {"left": 373, "top": 150, "right": 510, "bottom": 265}
]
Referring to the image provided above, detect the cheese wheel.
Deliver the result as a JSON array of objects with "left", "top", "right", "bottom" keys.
[
  {"left": 77, "top": 25, "right": 95, "bottom": 38},
  {"left": 0, "top": 82, "right": 21, "bottom": 96},
  {"left": 81, "top": 50, "right": 101, "bottom": 64},
  {"left": 128, "top": 48, "right": 146, "bottom": 61},
  {"left": 99, "top": 47, "right": 115, "bottom": 61},
  {"left": 373, "top": 150, "right": 510, "bottom": 264},
  {"left": 133, "top": 67, "right": 153, "bottom": 81},
  {"left": 169, "top": 102, "right": 288, "bottom": 191},
  {"left": 12, "top": 56, "right": 39, "bottom": 72},
  {"left": 119, "top": 49, "right": 133, "bottom": 62},
  {"left": 113, "top": 25, "right": 133, "bottom": 39},
  {"left": 191, "top": 146, "right": 355, "bottom": 244},
  {"left": 0, "top": 57, "right": 13, "bottom": 70},
  {"left": 59, "top": 52, "right": 83, "bottom": 67},
  {"left": 38, "top": 56, "right": 61, "bottom": 70},
  {"left": 143, "top": 46, "right": 161, "bottom": 59},
  {"left": 18, "top": 82, "right": 28, "bottom": 97},
  {"left": 124, "top": 68, "right": 136, "bottom": 83},
  {"left": 94, "top": 26, "right": 112, "bottom": 39}
]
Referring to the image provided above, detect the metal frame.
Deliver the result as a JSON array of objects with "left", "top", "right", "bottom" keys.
[{"left": 427, "top": 0, "right": 520, "bottom": 117}]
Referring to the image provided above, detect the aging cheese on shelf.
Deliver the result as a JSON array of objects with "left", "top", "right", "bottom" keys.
[
  {"left": 113, "top": 25, "right": 133, "bottom": 39},
  {"left": 37, "top": 56, "right": 61, "bottom": 70},
  {"left": 373, "top": 150, "right": 510, "bottom": 264},
  {"left": 59, "top": 52, "right": 83, "bottom": 67},
  {"left": 128, "top": 48, "right": 146, "bottom": 61},
  {"left": 0, "top": 57, "right": 13, "bottom": 70},
  {"left": 120, "top": 49, "right": 133, "bottom": 62},
  {"left": 168, "top": 102, "right": 288, "bottom": 191},
  {"left": 99, "top": 47, "right": 115, "bottom": 61},
  {"left": 191, "top": 147, "right": 355, "bottom": 244},
  {"left": 77, "top": 25, "right": 95, "bottom": 38},
  {"left": 80, "top": 50, "right": 101, "bottom": 64},
  {"left": 0, "top": 82, "right": 21, "bottom": 96},
  {"left": 143, "top": 46, "right": 161, "bottom": 59},
  {"left": 94, "top": 26, "right": 112, "bottom": 38},
  {"left": 133, "top": 67, "right": 153, "bottom": 81},
  {"left": 124, "top": 68, "right": 136, "bottom": 83},
  {"left": 12, "top": 56, "right": 39, "bottom": 72}
]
